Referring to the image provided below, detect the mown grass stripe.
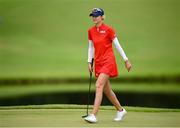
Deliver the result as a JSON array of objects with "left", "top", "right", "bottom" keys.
[{"left": 0, "top": 104, "right": 180, "bottom": 112}]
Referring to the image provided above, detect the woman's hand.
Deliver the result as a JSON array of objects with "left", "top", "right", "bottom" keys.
[
  {"left": 125, "top": 60, "right": 132, "bottom": 72},
  {"left": 88, "top": 63, "right": 93, "bottom": 73}
]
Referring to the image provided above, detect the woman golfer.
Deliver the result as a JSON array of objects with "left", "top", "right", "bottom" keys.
[{"left": 84, "top": 8, "right": 132, "bottom": 123}]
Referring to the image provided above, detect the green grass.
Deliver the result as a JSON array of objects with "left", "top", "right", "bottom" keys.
[
  {"left": 0, "top": 83, "right": 180, "bottom": 98},
  {"left": 0, "top": 0, "right": 180, "bottom": 78},
  {"left": 0, "top": 105, "right": 180, "bottom": 127},
  {"left": 1, "top": 104, "right": 180, "bottom": 112}
]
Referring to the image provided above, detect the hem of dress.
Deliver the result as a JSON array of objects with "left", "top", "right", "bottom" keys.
[{"left": 95, "top": 72, "right": 118, "bottom": 78}]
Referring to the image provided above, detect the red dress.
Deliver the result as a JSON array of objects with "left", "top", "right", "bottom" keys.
[{"left": 88, "top": 23, "right": 118, "bottom": 78}]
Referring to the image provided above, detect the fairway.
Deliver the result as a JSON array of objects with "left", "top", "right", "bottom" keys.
[
  {"left": 0, "top": 0, "right": 179, "bottom": 78},
  {"left": 0, "top": 105, "right": 180, "bottom": 127},
  {"left": 0, "top": 83, "right": 180, "bottom": 99}
]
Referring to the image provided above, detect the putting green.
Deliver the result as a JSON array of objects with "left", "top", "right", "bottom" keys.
[{"left": 0, "top": 105, "right": 180, "bottom": 127}]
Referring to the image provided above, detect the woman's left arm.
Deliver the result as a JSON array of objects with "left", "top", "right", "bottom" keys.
[{"left": 113, "top": 37, "right": 132, "bottom": 72}]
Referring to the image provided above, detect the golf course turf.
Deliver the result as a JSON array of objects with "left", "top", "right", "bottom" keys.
[
  {"left": 0, "top": 0, "right": 179, "bottom": 127},
  {"left": 0, "top": 0, "right": 179, "bottom": 78},
  {"left": 0, "top": 105, "right": 180, "bottom": 127}
]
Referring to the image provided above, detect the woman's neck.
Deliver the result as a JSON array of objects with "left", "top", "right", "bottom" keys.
[{"left": 95, "top": 21, "right": 103, "bottom": 28}]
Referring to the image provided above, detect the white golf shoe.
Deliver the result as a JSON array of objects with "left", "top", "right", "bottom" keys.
[
  {"left": 114, "top": 108, "right": 127, "bottom": 121},
  {"left": 84, "top": 114, "right": 97, "bottom": 123}
]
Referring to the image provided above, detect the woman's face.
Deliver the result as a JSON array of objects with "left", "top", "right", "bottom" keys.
[{"left": 92, "top": 16, "right": 103, "bottom": 24}]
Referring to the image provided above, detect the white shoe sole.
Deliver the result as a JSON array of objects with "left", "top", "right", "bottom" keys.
[{"left": 84, "top": 119, "right": 97, "bottom": 123}]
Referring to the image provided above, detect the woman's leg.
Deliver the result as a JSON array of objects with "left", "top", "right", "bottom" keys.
[
  {"left": 91, "top": 73, "right": 109, "bottom": 115},
  {"left": 103, "top": 80, "right": 123, "bottom": 111}
]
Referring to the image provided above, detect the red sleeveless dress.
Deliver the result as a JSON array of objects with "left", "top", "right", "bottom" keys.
[{"left": 88, "top": 23, "right": 118, "bottom": 78}]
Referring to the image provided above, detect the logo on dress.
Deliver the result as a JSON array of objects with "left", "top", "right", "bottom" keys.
[{"left": 99, "top": 30, "right": 106, "bottom": 34}]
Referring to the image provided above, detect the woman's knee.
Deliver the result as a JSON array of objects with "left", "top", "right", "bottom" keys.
[{"left": 96, "top": 81, "right": 105, "bottom": 92}]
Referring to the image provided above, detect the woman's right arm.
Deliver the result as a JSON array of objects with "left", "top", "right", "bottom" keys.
[{"left": 87, "top": 40, "right": 94, "bottom": 73}]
